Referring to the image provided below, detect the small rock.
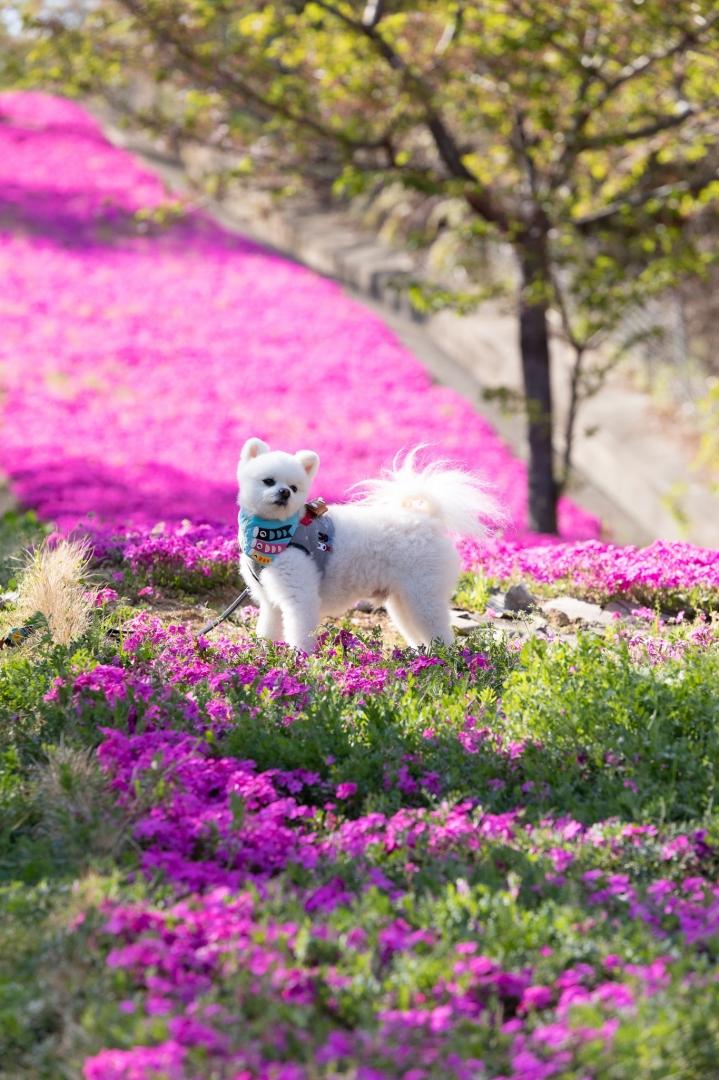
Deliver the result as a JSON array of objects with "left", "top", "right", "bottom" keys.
[
  {"left": 504, "top": 583, "right": 537, "bottom": 614},
  {"left": 485, "top": 593, "right": 506, "bottom": 616},
  {"left": 545, "top": 607, "right": 571, "bottom": 628},
  {"left": 450, "top": 608, "right": 483, "bottom": 636},
  {"left": 541, "top": 596, "right": 613, "bottom": 626}
]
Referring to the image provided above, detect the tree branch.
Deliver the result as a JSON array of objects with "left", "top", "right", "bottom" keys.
[
  {"left": 512, "top": 108, "right": 541, "bottom": 201},
  {"left": 595, "top": 11, "right": 719, "bottom": 104},
  {"left": 558, "top": 340, "right": 585, "bottom": 493},
  {"left": 573, "top": 149, "right": 719, "bottom": 231},
  {"left": 311, "top": 0, "right": 511, "bottom": 230},
  {"left": 435, "top": 5, "right": 464, "bottom": 55},
  {"left": 559, "top": 11, "right": 719, "bottom": 172},
  {"left": 575, "top": 104, "right": 699, "bottom": 150},
  {"left": 362, "top": 0, "right": 384, "bottom": 29},
  {"left": 116, "top": 0, "right": 389, "bottom": 153}
]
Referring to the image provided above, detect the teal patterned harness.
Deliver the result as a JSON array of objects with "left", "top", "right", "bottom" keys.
[
  {"left": 238, "top": 509, "right": 300, "bottom": 567},
  {"left": 238, "top": 505, "right": 335, "bottom": 578}
]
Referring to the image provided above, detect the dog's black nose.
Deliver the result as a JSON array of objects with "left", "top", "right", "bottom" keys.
[{"left": 277, "top": 487, "right": 291, "bottom": 500}]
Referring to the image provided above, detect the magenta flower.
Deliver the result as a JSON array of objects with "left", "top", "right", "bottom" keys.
[{"left": 0, "top": 91, "right": 598, "bottom": 543}]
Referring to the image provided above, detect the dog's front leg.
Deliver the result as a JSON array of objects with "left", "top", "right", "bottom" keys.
[
  {"left": 241, "top": 556, "right": 283, "bottom": 643},
  {"left": 281, "top": 596, "right": 320, "bottom": 653},
  {"left": 256, "top": 600, "right": 284, "bottom": 642},
  {"left": 263, "top": 554, "right": 321, "bottom": 653}
]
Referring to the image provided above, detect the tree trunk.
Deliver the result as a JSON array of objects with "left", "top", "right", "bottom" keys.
[
  {"left": 559, "top": 342, "right": 585, "bottom": 495},
  {"left": 518, "top": 244, "right": 558, "bottom": 534}
]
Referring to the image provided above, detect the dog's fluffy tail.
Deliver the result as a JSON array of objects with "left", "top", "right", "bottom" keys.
[{"left": 353, "top": 448, "right": 503, "bottom": 538}]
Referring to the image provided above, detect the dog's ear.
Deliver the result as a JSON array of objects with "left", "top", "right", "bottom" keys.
[
  {"left": 240, "top": 437, "right": 270, "bottom": 464},
  {"left": 295, "top": 450, "right": 319, "bottom": 482}
]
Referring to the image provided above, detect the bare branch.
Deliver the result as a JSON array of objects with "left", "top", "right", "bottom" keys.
[
  {"left": 576, "top": 104, "right": 699, "bottom": 150},
  {"left": 311, "top": 0, "right": 511, "bottom": 230},
  {"left": 512, "top": 108, "right": 540, "bottom": 201},
  {"left": 362, "top": 0, "right": 384, "bottom": 28},
  {"left": 573, "top": 149, "right": 719, "bottom": 231},
  {"left": 116, "top": 0, "right": 389, "bottom": 153},
  {"left": 558, "top": 340, "right": 585, "bottom": 493},
  {"left": 436, "top": 4, "right": 465, "bottom": 54},
  {"left": 559, "top": 11, "right": 719, "bottom": 174},
  {"left": 596, "top": 11, "right": 719, "bottom": 104}
]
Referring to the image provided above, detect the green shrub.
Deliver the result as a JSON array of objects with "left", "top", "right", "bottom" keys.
[{"left": 502, "top": 634, "right": 719, "bottom": 822}]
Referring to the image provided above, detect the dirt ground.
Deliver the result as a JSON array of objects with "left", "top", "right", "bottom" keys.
[{"left": 141, "top": 588, "right": 406, "bottom": 649}]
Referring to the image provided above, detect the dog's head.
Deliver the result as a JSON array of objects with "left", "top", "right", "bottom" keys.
[{"left": 238, "top": 438, "right": 319, "bottom": 520}]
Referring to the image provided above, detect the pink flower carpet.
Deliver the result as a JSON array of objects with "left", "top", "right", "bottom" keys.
[
  {"left": 0, "top": 90, "right": 596, "bottom": 540},
  {"left": 2, "top": 90, "right": 719, "bottom": 1080}
]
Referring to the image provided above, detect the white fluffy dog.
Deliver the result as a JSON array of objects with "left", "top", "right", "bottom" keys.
[{"left": 237, "top": 437, "right": 499, "bottom": 652}]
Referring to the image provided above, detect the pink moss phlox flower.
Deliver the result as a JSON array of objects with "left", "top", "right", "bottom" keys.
[
  {"left": 459, "top": 536, "right": 719, "bottom": 599},
  {"left": 0, "top": 91, "right": 597, "bottom": 543},
  {"left": 83, "top": 1041, "right": 186, "bottom": 1080}
]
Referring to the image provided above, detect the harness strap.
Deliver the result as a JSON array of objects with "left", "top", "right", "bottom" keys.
[
  {"left": 246, "top": 561, "right": 263, "bottom": 586},
  {"left": 202, "top": 503, "right": 334, "bottom": 640},
  {"left": 288, "top": 540, "right": 312, "bottom": 557},
  {"left": 240, "top": 504, "right": 334, "bottom": 579}
]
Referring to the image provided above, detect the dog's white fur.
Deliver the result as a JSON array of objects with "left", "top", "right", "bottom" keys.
[{"left": 238, "top": 438, "right": 500, "bottom": 652}]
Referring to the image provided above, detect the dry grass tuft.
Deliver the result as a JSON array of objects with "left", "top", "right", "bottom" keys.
[{"left": 11, "top": 538, "right": 96, "bottom": 646}]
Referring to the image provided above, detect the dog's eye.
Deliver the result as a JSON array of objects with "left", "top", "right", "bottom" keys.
[
  {"left": 290, "top": 485, "right": 298, "bottom": 493},
  {"left": 262, "top": 478, "right": 275, "bottom": 487}
]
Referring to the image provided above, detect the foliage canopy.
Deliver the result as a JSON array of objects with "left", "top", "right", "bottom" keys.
[{"left": 7, "top": 0, "right": 719, "bottom": 530}]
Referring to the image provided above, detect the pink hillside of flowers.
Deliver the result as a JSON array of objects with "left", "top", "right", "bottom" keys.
[{"left": 0, "top": 91, "right": 597, "bottom": 540}]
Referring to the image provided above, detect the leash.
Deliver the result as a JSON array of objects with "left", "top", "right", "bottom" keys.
[
  {"left": 197, "top": 587, "right": 252, "bottom": 638},
  {"left": 2, "top": 597, "right": 252, "bottom": 648},
  {"left": 199, "top": 499, "right": 332, "bottom": 641}
]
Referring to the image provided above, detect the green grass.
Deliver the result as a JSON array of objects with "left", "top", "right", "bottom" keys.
[
  {"left": 1, "top": 554, "right": 718, "bottom": 1077},
  {"left": 0, "top": 509, "right": 51, "bottom": 591}
]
